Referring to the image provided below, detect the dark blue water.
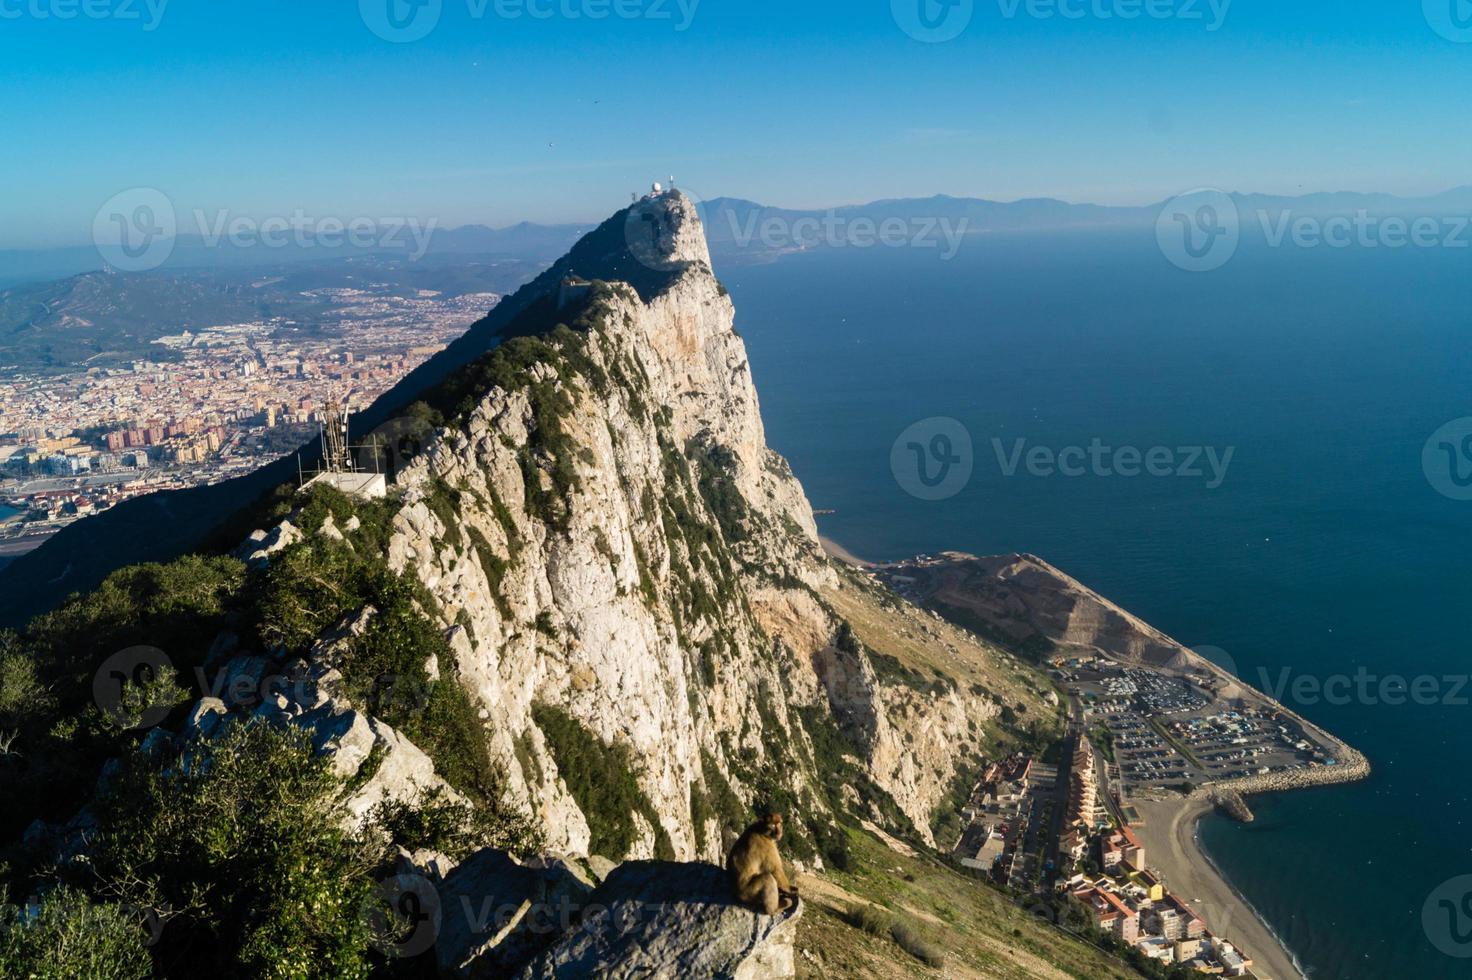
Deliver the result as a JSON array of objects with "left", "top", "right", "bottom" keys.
[{"left": 721, "top": 229, "right": 1472, "bottom": 980}]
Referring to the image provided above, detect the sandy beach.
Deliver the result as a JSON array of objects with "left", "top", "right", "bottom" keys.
[
  {"left": 1132, "top": 796, "right": 1305, "bottom": 980},
  {"left": 819, "top": 534, "right": 876, "bottom": 568}
]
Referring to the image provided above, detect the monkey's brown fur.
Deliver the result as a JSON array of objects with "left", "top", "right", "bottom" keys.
[{"left": 727, "top": 813, "right": 799, "bottom": 915}]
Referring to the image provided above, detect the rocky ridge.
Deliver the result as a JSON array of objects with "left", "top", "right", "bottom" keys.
[{"left": 355, "top": 191, "right": 1012, "bottom": 861}]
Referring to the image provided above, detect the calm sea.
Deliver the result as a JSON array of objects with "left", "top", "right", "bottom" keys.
[{"left": 720, "top": 229, "right": 1472, "bottom": 980}]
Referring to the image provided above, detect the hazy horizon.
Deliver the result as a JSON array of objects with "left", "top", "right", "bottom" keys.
[
  {"left": 8, "top": 1, "right": 1472, "bottom": 247},
  {"left": 11, "top": 181, "right": 1472, "bottom": 255}
]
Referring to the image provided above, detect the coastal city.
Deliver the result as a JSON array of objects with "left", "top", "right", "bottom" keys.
[
  {"left": 877, "top": 552, "right": 1369, "bottom": 980},
  {"left": 0, "top": 286, "right": 500, "bottom": 563},
  {"left": 946, "top": 649, "right": 1349, "bottom": 977}
]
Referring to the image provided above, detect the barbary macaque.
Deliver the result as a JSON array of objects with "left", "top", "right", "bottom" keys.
[{"left": 727, "top": 813, "right": 799, "bottom": 915}]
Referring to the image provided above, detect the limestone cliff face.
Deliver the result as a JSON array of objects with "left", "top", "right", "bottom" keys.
[{"left": 372, "top": 192, "right": 996, "bottom": 860}]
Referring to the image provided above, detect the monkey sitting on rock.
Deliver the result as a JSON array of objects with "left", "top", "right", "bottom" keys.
[{"left": 727, "top": 813, "right": 799, "bottom": 915}]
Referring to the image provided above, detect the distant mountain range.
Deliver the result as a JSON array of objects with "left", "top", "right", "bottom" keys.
[
  {"left": 695, "top": 187, "right": 1472, "bottom": 262},
  {"left": 0, "top": 221, "right": 591, "bottom": 292},
  {"left": 11, "top": 187, "right": 1472, "bottom": 288}
]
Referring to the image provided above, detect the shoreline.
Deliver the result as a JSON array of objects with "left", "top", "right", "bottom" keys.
[
  {"left": 822, "top": 533, "right": 1358, "bottom": 980},
  {"left": 1133, "top": 795, "right": 1307, "bottom": 980},
  {"left": 819, "top": 534, "right": 876, "bottom": 569}
]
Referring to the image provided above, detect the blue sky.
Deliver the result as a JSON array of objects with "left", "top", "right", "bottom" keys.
[{"left": 3, "top": 0, "right": 1472, "bottom": 246}]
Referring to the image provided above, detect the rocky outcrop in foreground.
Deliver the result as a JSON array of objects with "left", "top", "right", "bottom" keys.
[
  {"left": 422, "top": 851, "right": 799, "bottom": 979},
  {"left": 514, "top": 861, "right": 799, "bottom": 980}
]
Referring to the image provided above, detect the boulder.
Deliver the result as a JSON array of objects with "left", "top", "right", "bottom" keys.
[
  {"left": 513, "top": 861, "right": 799, "bottom": 980},
  {"left": 435, "top": 849, "right": 594, "bottom": 979},
  {"left": 215, "top": 655, "right": 269, "bottom": 710},
  {"left": 292, "top": 703, "right": 460, "bottom": 824},
  {"left": 184, "top": 697, "right": 227, "bottom": 738},
  {"left": 585, "top": 856, "right": 619, "bottom": 883},
  {"left": 237, "top": 519, "right": 303, "bottom": 568}
]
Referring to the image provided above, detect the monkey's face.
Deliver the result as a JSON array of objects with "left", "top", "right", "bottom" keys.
[{"left": 765, "top": 814, "right": 784, "bottom": 840}]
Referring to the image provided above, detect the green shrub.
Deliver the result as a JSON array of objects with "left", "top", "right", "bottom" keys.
[
  {"left": 531, "top": 704, "right": 673, "bottom": 861},
  {"left": 0, "top": 648, "right": 50, "bottom": 728},
  {"left": 371, "top": 786, "right": 532, "bottom": 862},
  {"left": 891, "top": 918, "right": 946, "bottom": 968},
  {"left": 845, "top": 905, "right": 946, "bottom": 969},
  {"left": 86, "top": 720, "right": 379, "bottom": 979},
  {"left": 0, "top": 885, "right": 152, "bottom": 980}
]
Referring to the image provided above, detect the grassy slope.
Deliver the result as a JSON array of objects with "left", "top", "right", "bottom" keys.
[
  {"left": 823, "top": 566, "right": 1066, "bottom": 758},
  {"left": 795, "top": 829, "right": 1141, "bottom": 980},
  {"left": 796, "top": 570, "right": 1143, "bottom": 978}
]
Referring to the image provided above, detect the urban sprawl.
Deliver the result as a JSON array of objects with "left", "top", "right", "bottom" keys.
[
  {"left": 948, "top": 650, "right": 1348, "bottom": 977},
  {"left": 0, "top": 289, "right": 497, "bottom": 556}
]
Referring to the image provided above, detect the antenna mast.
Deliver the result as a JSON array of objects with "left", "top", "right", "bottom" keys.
[{"left": 321, "top": 393, "right": 353, "bottom": 474}]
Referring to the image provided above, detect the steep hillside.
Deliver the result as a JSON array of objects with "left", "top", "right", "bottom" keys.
[{"left": 0, "top": 192, "right": 1153, "bottom": 979}]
